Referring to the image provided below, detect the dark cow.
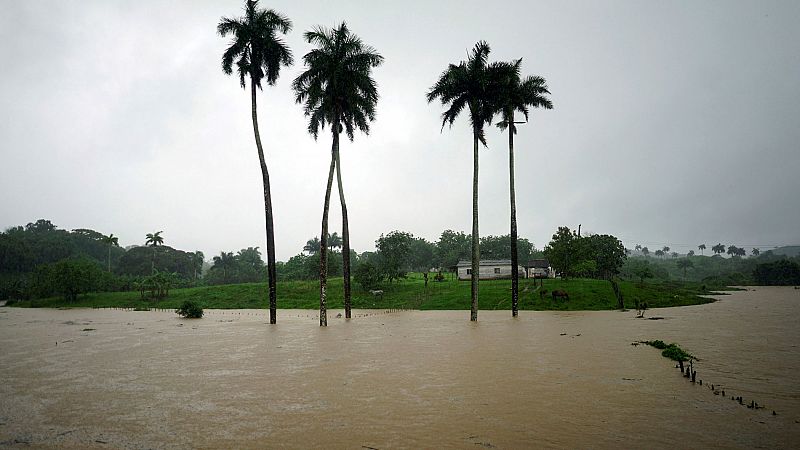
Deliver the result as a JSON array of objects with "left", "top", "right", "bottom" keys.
[{"left": 551, "top": 289, "right": 569, "bottom": 301}]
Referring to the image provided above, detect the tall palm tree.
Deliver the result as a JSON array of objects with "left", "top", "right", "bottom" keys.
[
  {"left": 293, "top": 22, "right": 383, "bottom": 326},
  {"left": 698, "top": 243, "right": 706, "bottom": 255},
  {"left": 427, "top": 41, "right": 507, "bottom": 322},
  {"left": 145, "top": 231, "right": 164, "bottom": 273},
  {"left": 635, "top": 244, "right": 642, "bottom": 253},
  {"left": 495, "top": 58, "right": 552, "bottom": 317},
  {"left": 217, "top": 0, "right": 293, "bottom": 325},
  {"left": 101, "top": 233, "right": 119, "bottom": 272}
]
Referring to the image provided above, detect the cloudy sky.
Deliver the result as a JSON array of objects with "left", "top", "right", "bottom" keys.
[{"left": 1, "top": 0, "right": 798, "bottom": 261}]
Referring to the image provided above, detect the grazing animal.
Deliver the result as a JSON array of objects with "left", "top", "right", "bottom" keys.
[
  {"left": 369, "top": 289, "right": 384, "bottom": 297},
  {"left": 551, "top": 289, "right": 569, "bottom": 301}
]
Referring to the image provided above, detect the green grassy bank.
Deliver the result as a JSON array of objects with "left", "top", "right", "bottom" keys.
[{"left": 10, "top": 273, "right": 721, "bottom": 311}]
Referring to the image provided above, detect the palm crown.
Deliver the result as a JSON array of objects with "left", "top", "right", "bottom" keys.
[
  {"left": 217, "top": 0, "right": 293, "bottom": 89},
  {"left": 292, "top": 22, "right": 384, "bottom": 140},
  {"left": 145, "top": 231, "right": 164, "bottom": 247},
  {"left": 426, "top": 41, "right": 508, "bottom": 145},
  {"left": 496, "top": 59, "right": 552, "bottom": 133}
]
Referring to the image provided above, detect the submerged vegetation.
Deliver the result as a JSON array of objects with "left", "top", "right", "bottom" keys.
[{"left": 639, "top": 340, "right": 695, "bottom": 362}]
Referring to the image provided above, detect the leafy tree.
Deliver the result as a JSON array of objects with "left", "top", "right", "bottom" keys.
[
  {"left": 211, "top": 251, "right": 236, "bottom": 283},
  {"left": 753, "top": 260, "right": 800, "bottom": 285},
  {"left": 100, "top": 233, "right": 119, "bottom": 272},
  {"left": 641, "top": 246, "right": 650, "bottom": 257},
  {"left": 218, "top": 0, "right": 293, "bottom": 324},
  {"left": 687, "top": 250, "right": 695, "bottom": 257},
  {"left": 698, "top": 244, "right": 706, "bottom": 255},
  {"left": 495, "top": 57, "right": 552, "bottom": 317},
  {"left": 543, "top": 226, "right": 577, "bottom": 277},
  {"left": 293, "top": 22, "right": 383, "bottom": 325},
  {"left": 654, "top": 249, "right": 665, "bottom": 258},
  {"left": 677, "top": 258, "right": 694, "bottom": 280},
  {"left": 408, "top": 237, "right": 436, "bottom": 272},
  {"left": 39, "top": 258, "right": 102, "bottom": 302},
  {"left": 25, "top": 219, "right": 57, "bottom": 233},
  {"left": 145, "top": 231, "right": 164, "bottom": 273},
  {"left": 434, "top": 230, "right": 471, "bottom": 270},
  {"left": 712, "top": 243, "right": 726, "bottom": 255},
  {"left": 353, "top": 261, "right": 383, "bottom": 291},
  {"left": 633, "top": 262, "right": 654, "bottom": 284},
  {"left": 375, "top": 231, "right": 413, "bottom": 282},
  {"left": 479, "top": 235, "right": 535, "bottom": 263},
  {"left": 427, "top": 41, "right": 507, "bottom": 322}
]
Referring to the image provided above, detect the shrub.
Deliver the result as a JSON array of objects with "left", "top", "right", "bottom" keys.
[
  {"left": 175, "top": 301, "right": 203, "bottom": 318},
  {"left": 354, "top": 261, "right": 383, "bottom": 291}
]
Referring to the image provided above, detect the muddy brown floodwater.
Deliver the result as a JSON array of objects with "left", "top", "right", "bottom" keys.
[{"left": 1, "top": 287, "right": 799, "bottom": 449}]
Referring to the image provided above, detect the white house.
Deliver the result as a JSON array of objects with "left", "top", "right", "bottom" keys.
[{"left": 455, "top": 259, "right": 525, "bottom": 281}]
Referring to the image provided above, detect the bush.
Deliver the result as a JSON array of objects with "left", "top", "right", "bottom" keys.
[
  {"left": 175, "top": 301, "right": 203, "bottom": 318},
  {"left": 354, "top": 261, "right": 384, "bottom": 291}
]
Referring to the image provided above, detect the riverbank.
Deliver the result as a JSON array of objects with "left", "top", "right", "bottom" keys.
[
  {"left": 0, "top": 286, "right": 797, "bottom": 448},
  {"left": 9, "top": 276, "right": 722, "bottom": 311}
]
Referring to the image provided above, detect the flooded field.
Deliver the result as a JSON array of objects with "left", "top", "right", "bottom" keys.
[{"left": 1, "top": 287, "right": 798, "bottom": 449}]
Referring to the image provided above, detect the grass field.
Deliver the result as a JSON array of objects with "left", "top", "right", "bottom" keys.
[{"left": 12, "top": 273, "right": 721, "bottom": 311}]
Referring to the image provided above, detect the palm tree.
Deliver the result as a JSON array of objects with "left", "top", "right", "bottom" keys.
[
  {"left": 101, "top": 233, "right": 119, "bottom": 272},
  {"left": 495, "top": 58, "right": 552, "bottom": 317},
  {"left": 635, "top": 244, "right": 642, "bottom": 253},
  {"left": 303, "top": 237, "right": 321, "bottom": 254},
  {"left": 698, "top": 243, "right": 706, "bottom": 255},
  {"left": 427, "top": 41, "right": 507, "bottom": 322},
  {"left": 217, "top": 0, "right": 293, "bottom": 325},
  {"left": 654, "top": 249, "right": 664, "bottom": 258},
  {"left": 192, "top": 251, "right": 204, "bottom": 279},
  {"left": 328, "top": 232, "right": 343, "bottom": 251},
  {"left": 642, "top": 246, "right": 650, "bottom": 257},
  {"left": 687, "top": 250, "right": 695, "bottom": 257},
  {"left": 212, "top": 251, "right": 236, "bottom": 283},
  {"left": 752, "top": 248, "right": 760, "bottom": 257},
  {"left": 662, "top": 246, "right": 670, "bottom": 255},
  {"left": 292, "top": 22, "right": 383, "bottom": 326},
  {"left": 145, "top": 231, "right": 164, "bottom": 273},
  {"left": 712, "top": 243, "right": 725, "bottom": 256}
]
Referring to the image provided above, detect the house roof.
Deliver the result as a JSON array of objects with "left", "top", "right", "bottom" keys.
[{"left": 455, "top": 259, "right": 512, "bottom": 268}]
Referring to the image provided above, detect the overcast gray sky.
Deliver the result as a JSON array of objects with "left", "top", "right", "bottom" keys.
[{"left": 1, "top": 0, "right": 799, "bottom": 261}]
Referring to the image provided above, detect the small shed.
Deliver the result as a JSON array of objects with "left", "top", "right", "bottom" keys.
[
  {"left": 455, "top": 259, "right": 525, "bottom": 281},
  {"left": 524, "top": 259, "right": 553, "bottom": 278}
]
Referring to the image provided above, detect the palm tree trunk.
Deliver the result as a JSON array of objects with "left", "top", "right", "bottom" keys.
[
  {"left": 471, "top": 129, "right": 480, "bottom": 322},
  {"left": 151, "top": 247, "right": 156, "bottom": 274},
  {"left": 319, "top": 131, "right": 338, "bottom": 327},
  {"left": 509, "top": 112, "right": 519, "bottom": 318},
  {"left": 335, "top": 145, "right": 352, "bottom": 319},
  {"left": 251, "top": 81, "right": 278, "bottom": 324}
]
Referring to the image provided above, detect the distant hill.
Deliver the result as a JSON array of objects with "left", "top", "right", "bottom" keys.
[{"left": 772, "top": 246, "right": 800, "bottom": 257}]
